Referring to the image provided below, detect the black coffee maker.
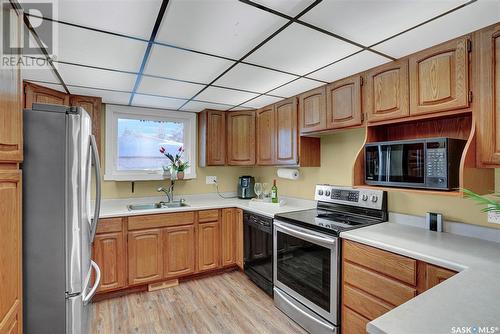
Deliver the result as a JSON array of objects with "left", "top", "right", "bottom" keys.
[{"left": 237, "top": 176, "right": 256, "bottom": 199}]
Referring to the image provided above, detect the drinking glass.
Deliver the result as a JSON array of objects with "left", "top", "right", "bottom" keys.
[
  {"left": 262, "top": 182, "right": 270, "bottom": 198},
  {"left": 254, "top": 183, "right": 262, "bottom": 200}
]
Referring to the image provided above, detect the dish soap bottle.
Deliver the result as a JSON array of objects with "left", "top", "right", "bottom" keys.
[{"left": 271, "top": 179, "right": 278, "bottom": 203}]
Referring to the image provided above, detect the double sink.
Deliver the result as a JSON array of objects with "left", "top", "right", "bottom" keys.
[{"left": 127, "top": 201, "right": 189, "bottom": 211}]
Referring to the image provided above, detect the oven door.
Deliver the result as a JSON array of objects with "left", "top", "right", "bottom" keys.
[{"left": 273, "top": 220, "right": 339, "bottom": 325}]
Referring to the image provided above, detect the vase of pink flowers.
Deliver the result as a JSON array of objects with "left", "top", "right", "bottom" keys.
[{"left": 159, "top": 146, "right": 190, "bottom": 180}]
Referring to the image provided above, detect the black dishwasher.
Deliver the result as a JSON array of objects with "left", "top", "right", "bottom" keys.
[{"left": 243, "top": 211, "right": 273, "bottom": 296}]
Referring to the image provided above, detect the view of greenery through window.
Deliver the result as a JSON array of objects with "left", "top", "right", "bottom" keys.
[{"left": 117, "top": 118, "right": 184, "bottom": 170}]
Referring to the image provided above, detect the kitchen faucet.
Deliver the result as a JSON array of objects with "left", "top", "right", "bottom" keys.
[{"left": 157, "top": 181, "right": 174, "bottom": 203}]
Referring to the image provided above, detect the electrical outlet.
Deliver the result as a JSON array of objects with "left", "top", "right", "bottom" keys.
[
  {"left": 206, "top": 176, "right": 217, "bottom": 184},
  {"left": 488, "top": 205, "right": 500, "bottom": 224}
]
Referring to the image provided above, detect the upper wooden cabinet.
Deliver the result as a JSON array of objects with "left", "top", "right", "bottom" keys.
[
  {"left": 198, "top": 109, "right": 226, "bottom": 166},
  {"left": 227, "top": 110, "right": 256, "bottom": 166},
  {"left": 24, "top": 81, "right": 69, "bottom": 108},
  {"left": 275, "top": 98, "right": 298, "bottom": 165},
  {"left": 409, "top": 37, "right": 470, "bottom": 116},
  {"left": 163, "top": 225, "right": 195, "bottom": 278},
  {"left": 70, "top": 95, "right": 102, "bottom": 154},
  {"left": 299, "top": 86, "right": 326, "bottom": 134},
  {"left": 366, "top": 59, "right": 409, "bottom": 123},
  {"left": 256, "top": 105, "right": 276, "bottom": 165},
  {"left": 478, "top": 24, "right": 500, "bottom": 165},
  {"left": 326, "top": 75, "right": 363, "bottom": 129},
  {"left": 128, "top": 229, "right": 163, "bottom": 285}
]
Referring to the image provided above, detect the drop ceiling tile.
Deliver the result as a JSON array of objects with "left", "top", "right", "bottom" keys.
[
  {"left": 268, "top": 78, "right": 323, "bottom": 98},
  {"left": 25, "top": 81, "right": 66, "bottom": 93},
  {"left": 307, "top": 51, "right": 390, "bottom": 82},
  {"left": 374, "top": 1, "right": 500, "bottom": 58},
  {"left": 242, "top": 95, "right": 284, "bottom": 108},
  {"left": 196, "top": 86, "right": 259, "bottom": 106},
  {"left": 132, "top": 94, "right": 186, "bottom": 110},
  {"left": 68, "top": 86, "right": 131, "bottom": 105},
  {"left": 37, "top": 23, "right": 148, "bottom": 71},
  {"left": 249, "top": 0, "right": 317, "bottom": 17},
  {"left": 180, "top": 101, "right": 232, "bottom": 112},
  {"left": 137, "top": 76, "right": 204, "bottom": 99},
  {"left": 46, "top": 0, "right": 162, "bottom": 39},
  {"left": 246, "top": 23, "right": 361, "bottom": 75},
  {"left": 214, "top": 63, "right": 296, "bottom": 94},
  {"left": 300, "top": 0, "right": 468, "bottom": 46},
  {"left": 22, "top": 59, "right": 61, "bottom": 84},
  {"left": 56, "top": 63, "right": 137, "bottom": 91},
  {"left": 156, "top": 0, "right": 287, "bottom": 59},
  {"left": 144, "top": 44, "right": 233, "bottom": 84}
]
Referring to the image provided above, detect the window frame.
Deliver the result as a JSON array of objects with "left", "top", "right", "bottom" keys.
[{"left": 104, "top": 104, "right": 197, "bottom": 181}]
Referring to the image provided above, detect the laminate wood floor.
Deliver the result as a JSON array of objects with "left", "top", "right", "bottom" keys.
[{"left": 91, "top": 270, "right": 307, "bottom": 334}]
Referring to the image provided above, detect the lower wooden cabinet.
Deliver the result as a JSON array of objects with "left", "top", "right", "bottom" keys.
[
  {"left": 417, "top": 262, "right": 456, "bottom": 294},
  {"left": 128, "top": 229, "right": 163, "bottom": 285},
  {"left": 221, "top": 208, "right": 238, "bottom": 266},
  {"left": 163, "top": 225, "right": 195, "bottom": 278},
  {"left": 0, "top": 301, "right": 21, "bottom": 334},
  {"left": 197, "top": 221, "right": 221, "bottom": 272},
  {"left": 236, "top": 209, "right": 244, "bottom": 269},
  {"left": 93, "top": 231, "right": 126, "bottom": 292}
]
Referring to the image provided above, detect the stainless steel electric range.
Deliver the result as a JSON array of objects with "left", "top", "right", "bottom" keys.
[{"left": 273, "top": 185, "right": 387, "bottom": 334}]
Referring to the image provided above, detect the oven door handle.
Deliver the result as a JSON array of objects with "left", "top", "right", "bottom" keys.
[{"left": 274, "top": 221, "right": 336, "bottom": 246}]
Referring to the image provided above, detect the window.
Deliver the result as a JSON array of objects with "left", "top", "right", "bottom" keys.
[{"left": 104, "top": 105, "right": 196, "bottom": 181}]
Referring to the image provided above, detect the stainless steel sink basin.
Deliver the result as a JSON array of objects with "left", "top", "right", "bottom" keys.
[{"left": 127, "top": 201, "right": 189, "bottom": 211}]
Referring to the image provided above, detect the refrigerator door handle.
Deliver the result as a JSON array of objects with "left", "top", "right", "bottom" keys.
[
  {"left": 82, "top": 260, "right": 101, "bottom": 305},
  {"left": 90, "top": 134, "right": 101, "bottom": 243}
]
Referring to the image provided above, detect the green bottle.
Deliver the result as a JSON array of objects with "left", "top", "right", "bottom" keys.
[{"left": 271, "top": 179, "right": 278, "bottom": 203}]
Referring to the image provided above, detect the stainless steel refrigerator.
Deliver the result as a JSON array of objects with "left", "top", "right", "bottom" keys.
[{"left": 23, "top": 103, "right": 102, "bottom": 334}]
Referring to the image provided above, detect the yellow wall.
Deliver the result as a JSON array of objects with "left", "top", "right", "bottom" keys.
[{"left": 100, "top": 106, "right": 499, "bottom": 229}]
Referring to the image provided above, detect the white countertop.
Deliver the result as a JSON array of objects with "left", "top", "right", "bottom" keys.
[
  {"left": 340, "top": 223, "right": 500, "bottom": 334},
  {"left": 98, "top": 193, "right": 316, "bottom": 219}
]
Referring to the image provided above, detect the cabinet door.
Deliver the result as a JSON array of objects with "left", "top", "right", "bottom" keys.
[
  {"left": 410, "top": 37, "right": 469, "bottom": 116},
  {"left": 275, "top": 98, "right": 298, "bottom": 165},
  {"left": 163, "top": 225, "right": 195, "bottom": 278},
  {"left": 197, "top": 222, "right": 220, "bottom": 272},
  {"left": 198, "top": 110, "right": 226, "bottom": 166},
  {"left": 478, "top": 24, "right": 500, "bottom": 165},
  {"left": 92, "top": 232, "right": 126, "bottom": 292},
  {"left": 227, "top": 110, "right": 256, "bottom": 165},
  {"left": 256, "top": 105, "right": 276, "bottom": 165},
  {"left": 70, "top": 95, "right": 102, "bottom": 155},
  {"left": 235, "top": 209, "right": 244, "bottom": 270},
  {"left": 366, "top": 59, "right": 409, "bottom": 123},
  {"left": 24, "top": 81, "right": 69, "bottom": 108},
  {"left": 299, "top": 86, "right": 326, "bottom": 133},
  {"left": 418, "top": 263, "right": 456, "bottom": 293},
  {"left": 128, "top": 229, "right": 163, "bottom": 285},
  {"left": 221, "top": 209, "right": 237, "bottom": 266},
  {"left": 0, "top": 170, "right": 21, "bottom": 332},
  {"left": 327, "top": 75, "right": 362, "bottom": 129}
]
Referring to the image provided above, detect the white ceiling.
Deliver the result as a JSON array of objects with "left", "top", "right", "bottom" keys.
[{"left": 23, "top": 0, "right": 498, "bottom": 112}]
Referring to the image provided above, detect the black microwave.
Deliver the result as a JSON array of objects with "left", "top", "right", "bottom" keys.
[{"left": 365, "top": 137, "right": 466, "bottom": 191}]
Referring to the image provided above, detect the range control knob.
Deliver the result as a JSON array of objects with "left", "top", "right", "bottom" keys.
[
  {"left": 325, "top": 190, "right": 331, "bottom": 196},
  {"left": 318, "top": 190, "right": 324, "bottom": 196},
  {"left": 370, "top": 195, "right": 378, "bottom": 203},
  {"left": 361, "top": 194, "right": 369, "bottom": 201}
]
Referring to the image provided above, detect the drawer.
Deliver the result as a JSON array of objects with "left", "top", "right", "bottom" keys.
[
  {"left": 344, "top": 262, "right": 416, "bottom": 307},
  {"left": 96, "top": 217, "right": 123, "bottom": 234},
  {"left": 198, "top": 209, "right": 219, "bottom": 223},
  {"left": 343, "top": 240, "right": 417, "bottom": 285},
  {"left": 128, "top": 212, "right": 195, "bottom": 230},
  {"left": 342, "top": 306, "right": 369, "bottom": 334},
  {"left": 343, "top": 284, "right": 392, "bottom": 321}
]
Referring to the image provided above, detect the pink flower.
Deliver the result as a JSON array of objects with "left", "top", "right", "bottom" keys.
[{"left": 159, "top": 147, "right": 165, "bottom": 154}]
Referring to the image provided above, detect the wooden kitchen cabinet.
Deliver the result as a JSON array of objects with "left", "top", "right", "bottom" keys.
[
  {"left": 221, "top": 208, "right": 238, "bottom": 267},
  {"left": 299, "top": 86, "right": 327, "bottom": 134},
  {"left": 128, "top": 229, "right": 163, "bottom": 285},
  {"left": 236, "top": 209, "right": 244, "bottom": 270},
  {"left": 326, "top": 75, "right": 363, "bottom": 129},
  {"left": 24, "top": 81, "right": 69, "bottom": 108},
  {"left": 0, "top": 59, "right": 22, "bottom": 163},
  {"left": 256, "top": 105, "right": 276, "bottom": 165},
  {"left": 409, "top": 37, "right": 470, "bottom": 116},
  {"left": 163, "top": 225, "right": 195, "bottom": 278},
  {"left": 93, "top": 231, "right": 126, "bottom": 292},
  {"left": 0, "top": 170, "right": 22, "bottom": 334},
  {"left": 366, "top": 59, "right": 409, "bottom": 123},
  {"left": 275, "top": 98, "right": 298, "bottom": 165},
  {"left": 417, "top": 262, "right": 456, "bottom": 294},
  {"left": 227, "top": 110, "right": 256, "bottom": 166},
  {"left": 478, "top": 24, "right": 500, "bottom": 165},
  {"left": 197, "top": 221, "right": 221, "bottom": 272},
  {"left": 198, "top": 109, "right": 226, "bottom": 166},
  {"left": 70, "top": 95, "right": 102, "bottom": 155}
]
